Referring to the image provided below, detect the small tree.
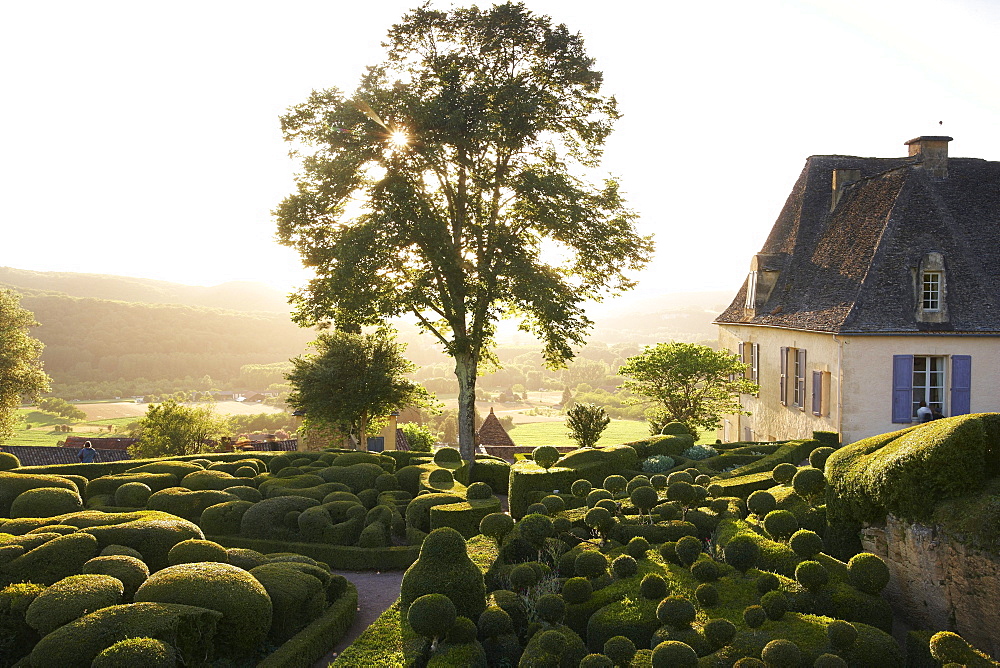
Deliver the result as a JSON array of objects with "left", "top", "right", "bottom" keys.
[
  {"left": 565, "top": 402, "right": 610, "bottom": 449},
  {"left": 0, "top": 290, "right": 51, "bottom": 443},
  {"left": 129, "top": 400, "right": 229, "bottom": 458},
  {"left": 619, "top": 342, "right": 759, "bottom": 435},
  {"left": 286, "top": 328, "right": 430, "bottom": 450},
  {"left": 400, "top": 422, "right": 437, "bottom": 452}
]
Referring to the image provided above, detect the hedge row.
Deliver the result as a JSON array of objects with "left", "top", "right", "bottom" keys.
[
  {"left": 208, "top": 535, "right": 420, "bottom": 571},
  {"left": 256, "top": 581, "right": 358, "bottom": 668}
]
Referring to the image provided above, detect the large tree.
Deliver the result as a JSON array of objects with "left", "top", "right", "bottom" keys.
[
  {"left": 0, "top": 290, "right": 51, "bottom": 442},
  {"left": 276, "top": 2, "right": 652, "bottom": 462},
  {"left": 285, "top": 329, "right": 428, "bottom": 450},
  {"left": 619, "top": 342, "right": 759, "bottom": 435},
  {"left": 129, "top": 400, "right": 230, "bottom": 458}
]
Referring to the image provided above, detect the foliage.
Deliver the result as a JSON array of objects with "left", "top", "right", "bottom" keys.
[
  {"left": 566, "top": 403, "right": 611, "bottom": 449},
  {"left": 286, "top": 329, "right": 429, "bottom": 450},
  {"left": 275, "top": 2, "right": 652, "bottom": 462},
  {"left": 0, "top": 290, "right": 51, "bottom": 442},
  {"left": 641, "top": 455, "right": 675, "bottom": 474},
  {"left": 129, "top": 400, "right": 229, "bottom": 458},
  {"left": 681, "top": 444, "right": 718, "bottom": 461},
  {"left": 618, "top": 342, "right": 757, "bottom": 434},
  {"left": 37, "top": 397, "right": 87, "bottom": 421},
  {"left": 400, "top": 422, "right": 436, "bottom": 452}
]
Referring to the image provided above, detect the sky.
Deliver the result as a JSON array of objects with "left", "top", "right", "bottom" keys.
[{"left": 2, "top": 0, "right": 999, "bottom": 304}]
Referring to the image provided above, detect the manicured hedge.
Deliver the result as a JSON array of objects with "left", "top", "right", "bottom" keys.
[
  {"left": 208, "top": 535, "right": 421, "bottom": 571},
  {"left": 257, "top": 581, "right": 358, "bottom": 667},
  {"left": 429, "top": 497, "right": 502, "bottom": 538},
  {"left": 723, "top": 440, "right": 821, "bottom": 478}
]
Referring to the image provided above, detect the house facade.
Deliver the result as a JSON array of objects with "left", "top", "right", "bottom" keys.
[{"left": 715, "top": 136, "right": 1000, "bottom": 445}]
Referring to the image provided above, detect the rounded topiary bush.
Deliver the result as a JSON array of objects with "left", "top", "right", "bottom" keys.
[
  {"left": 667, "top": 470, "right": 694, "bottom": 485},
  {"left": 651, "top": 474, "right": 669, "bottom": 489},
  {"left": 408, "top": 592, "right": 456, "bottom": 640},
  {"left": 586, "top": 489, "right": 613, "bottom": 507},
  {"left": 101, "top": 544, "right": 144, "bottom": 559},
  {"left": 789, "top": 529, "right": 824, "bottom": 559},
  {"left": 661, "top": 422, "right": 689, "bottom": 435},
  {"left": 792, "top": 467, "right": 826, "bottom": 502},
  {"left": 540, "top": 494, "right": 566, "bottom": 514},
  {"left": 929, "top": 631, "right": 973, "bottom": 664},
  {"left": 814, "top": 653, "right": 848, "bottom": 668},
  {"left": 809, "top": 446, "right": 836, "bottom": 470},
  {"left": 575, "top": 550, "right": 609, "bottom": 579},
  {"left": 525, "top": 502, "right": 549, "bottom": 516},
  {"left": 847, "top": 552, "right": 890, "bottom": 595},
  {"left": 509, "top": 563, "right": 540, "bottom": 591},
  {"left": 704, "top": 618, "right": 736, "bottom": 649},
  {"left": 532, "top": 446, "right": 561, "bottom": 470},
  {"left": 133, "top": 561, "right": 272, "bottom": 658},
  {"left": 611, "top": 554, "right": 638, "bottom": 579},
  {"left": 690, "top": 558, "right": 719, "bottom": 582},
  {"left": 433, "top": 447, "right": 462, "bottom": 469},
  {"left": 772, "top": 463, "right": 797, "bottom": 485},
  {"left": 743, "top": 605, "right": 766, "bottom": 629},
  {"left": 761, "top": 639, "right": 801, "bottom": 667},
  {"left": 580, "top": 654, "right": 614, "bottom": 667},
  {"left": 760, "top": 590, "right": 787, "bottom": 620},
  {"left": 114, "top": 483, "right": 152, "bottom": 508},
  {"left": 674, "top": 535, "right": 702, "bottom": 567},
  {"left": 626, "top": 475, "right": 651, "bottom": 493},
  {"left": 667, "top": 481, "right": 695, "bottom": 506},
  {"left": 467, "top": 481, "right": 493, "bottom": 500},
  {"left": 83, "top": 555, "right": 149, "bottom": 601},
  {"left": 603, "top": 475, "right": 627, "bottom": 496},
  {"left": 659, "top": 541, "right": 679, "bottom": 565},
  {"left": 747, "top": 490, "right": 776, "bottom": 517},
  {"left": 763, "top": 510, "right": 799, "bottom": 541},
  {"left": 571, "top": 479, "right": 593, "bottom": 498},
  {"left": 478, "top": 605, "right": 514, "bottom": 638},
  {"left": 656, "top": 595, "right": 695, "bottom": 629},
  {"left": 400, "top": 527, "right": 486, "bottom": 621},
  {"left": 640, "top": 573, "right": 667, "bottom": 600},
  {"left": 91, "top": 637, "right": 175, "bottom": 668},
  {"left": 561, "top": 576, "right": 593, "bottom": 604},
  {"left": 604, "top": 635, "right": 636, "bottom": 666},
  {"left": 444, "top": 615, "right": 477, "bottom": 644},
  {"left": 651, "top": 640, "right": 698, "bottom": 668},
  {"left": 518, "top": 513, "right": 555, "bottom": 548},
  {"left": 535, "top": 594, "right": 565, "bottom": 624},
  {"left": 167, "top": 539, "right": 229, "bottom": 566},
  {"left": 630, "top": 486, "right": 659, "bottom": 515},
  {"left": 724, "top": 534, "right": 760, "bottom": 575},
  {"left": 795, "top": 560, "right": 829, "bottom": 591},
  {"left": 753, "top": 572, "right": 778, "bottom": 595},
  {"left": 234, "top": 466, "right": 258, "bottom": 479},
  {"left": 734, "top": 659, "right": 766, "bottom": 668},
  {"left": 480, "top": 512, "right": 514, "bottom": 546},
  {"left": 0, "top": 451, "right": 20, "bottom": 471},
  {"left": 427, "top": 468, "right": 454, "bottom": 487},
  {"left": 625, "top": 537, "right": 651, "bottom": 560},
  {"left": 25, "top": 574, "right": 124, "bottom": 636},
  {"left": 595, "top": 499, "right": 617, "bottom": 513},
  {"left": 826, "top": 619, "right": 858, "bottom": 649},
  {"left": 11, "top": 487, "right": 83, "bottom": 518},
  {"left": 695, "top": 583, "right": 718, "bottom": 607},
  {"left": 585, "top": 507, "right": 613, "bottom": 532}
]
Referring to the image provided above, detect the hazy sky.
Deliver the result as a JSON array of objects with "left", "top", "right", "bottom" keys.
[{"left": 2, "top": 0, "right": 998, "bottom": 303}]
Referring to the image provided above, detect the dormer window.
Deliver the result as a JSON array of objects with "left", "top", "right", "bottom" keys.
[
  {"left": 745, "top": 271, "right": 758, "bottom": 309},
  {"left": 922, "top": 271, "right": 942, "bottom": 311}
]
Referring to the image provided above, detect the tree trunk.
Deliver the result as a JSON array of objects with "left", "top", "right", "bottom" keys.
[
  {"left": 455, "top": 352, "right": 477, "bottom": 464},
  {"left": 358, "top": 411, "right": 368, "bottom": 452}
]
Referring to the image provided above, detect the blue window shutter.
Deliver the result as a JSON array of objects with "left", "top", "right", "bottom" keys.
[
  {"left": 951, "top": 355, "right": 971, "bottom": 416},
  {"left": 812, "top": 370, "right": 823, "bottom": 416},
  {"left": 892, "top": 355, "right": 914, "bottom": 423},
  {"left": 779, "top": 347, "right": 788, "bottom": 405}
]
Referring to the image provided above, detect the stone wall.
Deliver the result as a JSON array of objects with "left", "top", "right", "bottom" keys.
[{"left": 862, "top": 514, "right": 1000, "bottom": 657}]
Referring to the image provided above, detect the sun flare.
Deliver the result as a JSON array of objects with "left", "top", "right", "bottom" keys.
[{"left": 389, "top": 130, "right": 409, "bottom": 149}]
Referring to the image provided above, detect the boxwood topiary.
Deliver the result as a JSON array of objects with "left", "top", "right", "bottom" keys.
[
  {"left": 535, "top": 593, "right": 566, "bottom": 625},
  {"left": 404, "top": 492, "right": 464, "bottom": 534},
  {"left": 695, "top": 583, "right": 718, "bottom": 607},
  {"left": 467, "top": 481, "right": 493, "bottom": 500},
  {"left": 656, "top": 596, "right": 695, "bottom": 629},
  {"left": 408, "top": 592, "right": 456, "bottom": 641},
  {"left": 789, "top": 529, "right": 824, "bottom": 559},
  {"left": 651, "top": 640, "right": 697, "bottom": 667},
  {"left": 626, "top": 536, "right": 651, "bottom": 560},
  {"left": 760, "top": 589, "right": 788, "bottom": 620},
  {"left": 580, "top": 653, "right": 614, "bottom": 667},
  {"left": 167, "top": 538, "right": 229, "bottom": 566},
  {"left": 3, "top": 531, "right": 99, "bottom": 586},
  {"left": 847, "top": 552, "right": 890, "bottom": 595},
  {"left": 478, "top": 605, "right": 514, "bottom": 637},
  {"left": 114, "top": 483, "right": 152, "bottom": 508},
  {"left": 747, "top": 490, "right": 777, "bottom": 517},
  {"left": 0, "top": 451, "right": 20, "bottom": 471},
  {"left": 248, "top": 562, "right": 326, "bottom": 643},
  {"left": 147, "top": 487, "right": 239, "bottom": 523},
  {"left": 809, "top": 446, "right": 836, "bottom": 470},
  {"left": 755, "top": 572, "right": 779, "bottom": 595},
  {"left": 239, "top": 495, "right": 319, "bottom": 542},
  {"left": 134, "top": 561, "right": 271, "bottom": 659},
  {"left": 795, "top": 560, "right": 829, "bottom": 592},
  {"left": 562, "top": 577, "right": 593, "bottom": 604},
  {"left": 674, "top": 535, "right": 702, "bottom": 567},
  {"left": 82, "top": 555, "right": 148, "bottom": 601},
  {"left": 604, "top": 635, "right": 636, "bottom": 665},
  {"left": 199, "top": 500, "right": 253, "bottom": 536},
  {"left": 814, "top": 654, "right": 848, "bottom": 668},
  {"left": 574, "top": 550, "right": 608, "bottom": 579},
  {"left": 400, "top": 527, "right": 486, "bottom": 621},
  {"left": 761, "top": 638, "right": 801, "bottom": 667},
  {"left": 611, "top": 554, "right": 638, "bottom": 579},
  {"left": 526, "top": 502, "right": 550, "bottom": 516},
  {"left": 763, "top": 509, "right": 799, "bottom": 541},
  {"left": 703, "top": 617, "right": 736, "bottom": 649},
  {"left": 792, "top": 467, "right": 826, "bottom": 503},
  {"left": 11, "top": 487, "right": 83, "bottom": 518},
  {"left": 91, "top": 637, "right": 175, "bottom": 668},
  {"left": 25, "top": 574, "right": 124, "bottom": 636},
  {"left": 827, "top": 619, "right": 858, "bottom": 649},
  {"left": 772, "top": 462, "right": 797, "bottom": 484},
  {"left": 743, "top": 605, "right": 766, "bottom": 628}
]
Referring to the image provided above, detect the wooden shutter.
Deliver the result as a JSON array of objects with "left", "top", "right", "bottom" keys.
[
  {"left": 892, "top": 355, "right": 914, "bottom": 423},
  {"left": 796, "top": 348, "right": 807, "bottom": 409},
  {"left": 779, "top": 347, "right": 788, "bottom": 405},
  {"left": 951, "top": 355, "right": 971, "bottom": 416},
  {"left": 735, "top": 343, "right": 744, "bottom": 381},
  {"left": 751, "top": 343, "right": 760, "bottom": 383},
  {"left": 812, "top": 370, "right": 823, "bottom": 416}
]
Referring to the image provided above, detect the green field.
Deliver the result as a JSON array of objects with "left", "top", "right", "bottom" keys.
[
  {"left": 3, "top": 410, "right": 137, "bottom": 448},
  {"left": 506, "top": 419, "right": 650, "bottom": 448}
]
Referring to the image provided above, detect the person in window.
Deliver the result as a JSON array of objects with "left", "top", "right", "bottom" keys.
[
  {"left": 917, "top": 401, "right": 934, "bottom": 423},
  {"left": 78, "top": 441, "right": 97, "bottom": 463}
]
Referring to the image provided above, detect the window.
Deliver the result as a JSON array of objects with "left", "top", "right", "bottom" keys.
[
  {"left": 779, "top": 346, "right": 806, "bottom": 408},
  {"left": 737, "top": 342, "right": 759, "bottom": 391},
  {"left": 922, "top": 272, "right": 941, "bottom": 311},
  {"left": 745, "top": 271, "right": 757, "bottom": 309},
  {"left": 892, "top": 355, "right": 972, "bottom": 423}
]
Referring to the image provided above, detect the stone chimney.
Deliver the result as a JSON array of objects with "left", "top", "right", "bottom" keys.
[
  {"left": 905, "top": 136, "right": 952, "bottom": 178},
  {"left": 831, "top": 168, "right": 861, "bottom": 210}
]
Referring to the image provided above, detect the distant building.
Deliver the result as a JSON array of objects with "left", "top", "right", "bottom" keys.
[
  {"left": 476, "top": 407, "right": 516, "bottom": 447},
  {"left": 716, "top": 136, "right": 1000, "bottom": 445}
]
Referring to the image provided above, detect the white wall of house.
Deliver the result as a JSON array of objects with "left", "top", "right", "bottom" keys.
[
  {"left": 719, "top": 326, "right": 1000, "bottom": 445},
  {"left": 840, "top": 335, "right": 1000, "bottom": 443},
  {"left": 718, "top": 325, "right": 841, "bottom": 443}
]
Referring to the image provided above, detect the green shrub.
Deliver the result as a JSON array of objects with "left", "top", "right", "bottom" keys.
[
  {"left": 743, "top": 604, "right": 766, "bottom": 628},
  {"left": 847, "top": 553, "right": 890, "bottom": 595},
  {"left": 809, "top": 447, "right": 836, "bottom": 470},
  {"left": 795, "top": 560, "right": 829, "bottom": 591},
  {"left": 114, "top": 482, "right": 152, "bottom": 508},
  {"left": 24, "top": 573, "right": 123, "bottom": 636},
  {"left": 827, "top": 619, "right": 858, "bottom": 649},
  {"left": 239, "top": 495, "right": 319, "bottom": 542},
  {"left": 611, "top": 554, "right": 638, "bottom": 579},
  {"left": 642, "top": 455, "right": 675, "bottom": 474},
  {"left": 761, "top": 639, "right": 801, "bottom": 667},
  {"left": 134, "top": 561, "right": 271, "bottom": 658},
  {"left": 408, "top": 592, "right": 456, "bottom": 641},
  {"left": 405, "top": 493, "right": 464, "bottom": 534},
  {"left": 682, "top": 444, "right": 717, "bottom": 461},
  {"left": 763, "top": 509, "right": 799, "bottom": 541},
  {"left": 178, "top": 469, "right": 243, "bottom": 491},
  {"left": 626, "top": 536, "right": 651, "bottom": 560},
  {"left": 0, "top": 451, "right": 20, "bottom": 471},
  {"left": 199, "top": 499, "right": 253, "bottom": 536},
  {"left": 674, "top": 535, "right": 702, "bottom": 567},
  {"left": 559, "top": 578, "right": 592, "bottom": 608},
  {"left": 574, "top": 550, "right": 608, "bottom": 579},
  {"left": 466, "top": 481, "right": 492, "bottom": 500},
  {"left": 91, "top": 637, "right": 175, "bottom": 668},
  {"left": 10, "top": 487, "right": 83, "bottom": 518},
  {"left": 532, "top": 446, "right": 561, "bottom": 470},
  {"left": 772, "top": 462, "right": 797, "bottom": 485},
  {"left": 167, "top": 538, "right": 229, "bottom": 565},
  {"left": 400, "top": 527, "right": 486, "bottom": 621},
  {"left": 656, "top": 595, "right": 695, "bottom": 629},
  {"left": 480, "top": 512, "right": 515, "bottom": 547},
  {"left": 146, "top": 487, "right": 238, "bottom": 523},
  {"left": 630, "top": 486, "right": 659, "bottom": 515},
  {"left": 789, "top": 529, "right": 824, "bottom": 559},
  {"left": 82, "top": 555, "right": 148, "bottom": 601},
  {"left": 520, "top": 622, "right": 587, "bottom": 667},
  {"left": 3, "top": 531, "right": 99, "bottom": 586},
  {"left": 580, "top": 653, "right": 614, "bottom": 667},
  {"left": 82, "top": 515, "right": 204, "bottom": 572},
  {"left": 760, "top": 590, "right": 788, "bottom": 620},
  {"left": 28, "top": 601, "right": 221, "bottom": 667},
  {"left": 651, "top": 640, "right": 697, "bottom": 667},
  {"left": 748, "top": 490, "right": 777, "bottom": 517},
  {"left": 127, "top": 460, "right": 204, "bottom": 478},
  {"left": 0, "top": 472, "right": 80, "bottom": 516},
  {"left": 536, "top": 593, "right": 566, "bottom": 625},
  {"left": 101, "top": 544, "right": 143, "bottom": 559},
  {"left": 704, "top": 617, "right": 736, "bottom": 649},
  {"left": 86, "top": 473, "right": 177, "bottom": 499},
  {"left": 756, "top": 572, "right": 779, "bottom": 595},
  {"left": 696, "top": 583, "right": 719, "bottom": 607},
  {"left": 690, "top": 557, "right": 719, "bottom": 582},
  {"left": 812, "top": 431, "right": 840, "bottom": 448},
  {"left": 814, "top": 654, "right": 848, "bottom": 668},
  {"left": 639, "top": 573, "right": 666, "bottom": 600},
  {"left": 792, "top": 467, "right": 826, "bottom": 503},
  {"left": 249, "top": 562, "right": 326, "bottom": 643}
]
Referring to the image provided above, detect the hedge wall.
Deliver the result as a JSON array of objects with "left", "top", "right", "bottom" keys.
[
  {"left": 207, "top": 535, "right": 420, "bottom": 571},
  {"left": 256, "top": 581, "right": 358, "bottom": 668}
]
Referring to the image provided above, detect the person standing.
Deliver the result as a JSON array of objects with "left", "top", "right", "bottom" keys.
[
  {"left": 78, "top": 441, "right": 97, "bottom": 463},
  {"left": 916, "top": 401, "right": 934, "bottom": 423}
]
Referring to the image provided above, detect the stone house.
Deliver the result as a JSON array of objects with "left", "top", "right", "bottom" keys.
[{"left": 715, "top": 136, "right": 1000, "bottom": 444}]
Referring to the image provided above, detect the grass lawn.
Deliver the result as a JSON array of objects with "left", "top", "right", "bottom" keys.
[
  {"left": 506, "top": 419, "right": 651, "bottom": 448},
  {"left": 3, "top": 410, "right": 139, "bottom": 448}
]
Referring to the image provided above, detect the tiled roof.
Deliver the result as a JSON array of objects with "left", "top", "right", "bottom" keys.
[
  {"left": 476, "top": 408, "right": 515, "bottom": 446},
  {"left": 395, "top": 428, "right": 410, "bottom": 452},
  {"left": 1, "top": 446, "right": 131, "bottom": 467},
  {"left": 716, "top": 151, "right": 1000, "bottom": 333}
]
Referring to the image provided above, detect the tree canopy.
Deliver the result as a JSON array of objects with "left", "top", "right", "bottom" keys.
[
  {"left": 0, "top": 290, "right": 51, "bottom": 442},
  {"left": 129, "top": 400, "right": 229, "bottom": 458},
  {"left": 275, "top": 2, "right": 652, "bottom": 460},
  {"left": 565, "top": 402, "right": 610, "bottom": 449},
  {"left": 618, "top": 342, "right": 758, "bottom": 435},
  {"left": 285, "top": 329, "right": 429, "bottom": 450}
]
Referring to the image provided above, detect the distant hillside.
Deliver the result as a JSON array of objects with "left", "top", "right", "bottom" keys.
[{"left": 0, "top": 266, "right": 292, "bottom": 313}]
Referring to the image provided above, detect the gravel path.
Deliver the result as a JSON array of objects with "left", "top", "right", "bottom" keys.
[{"left": 313, "top": 569, "right": 405, "bottom": 667}]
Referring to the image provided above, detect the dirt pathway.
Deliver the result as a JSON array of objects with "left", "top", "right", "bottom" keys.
[{"left": 313, "top": 569, "right": 405, "bottom": 667}]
